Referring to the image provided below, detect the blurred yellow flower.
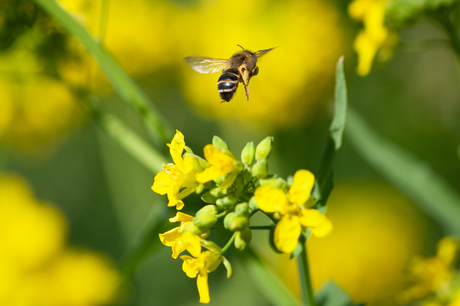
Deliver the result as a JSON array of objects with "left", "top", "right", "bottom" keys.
[
  {"left": 348, "top": 0, "right": 398, "bottom": 76},
  {"left": 255, "top": 169, "right": 332, "bottom": 253},
  {"left": 0, "top": 174, "right": 120, "bottom": 306},
  {"left": 0, "top": 46, "right": 83, "bottom": 152},
  {"left": 399, "top": 236, "right": 460, "bottom": 305},
  {"left": 152, "top": 130, "right": 203, "bottom": 210}
]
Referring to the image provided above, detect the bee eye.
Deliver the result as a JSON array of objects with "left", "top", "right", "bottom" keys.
[{"left": 252, "top": 66, "right": 259, "bottom": 76}]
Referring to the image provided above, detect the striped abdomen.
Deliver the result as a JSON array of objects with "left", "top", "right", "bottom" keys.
[{"left": 217, "top": 68, "right": 240, "bottom": 102}]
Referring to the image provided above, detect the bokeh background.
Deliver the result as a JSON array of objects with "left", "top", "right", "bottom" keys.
[{"left": 1, "top": 0, "right": 459, "bottom": 305}]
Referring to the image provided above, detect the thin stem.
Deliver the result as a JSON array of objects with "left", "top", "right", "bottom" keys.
[
  {"left": 296, "top": 236, "right": 317, "bottom": 306},
  {"left": 98, "top": 0, "right": 110, "bottom": 45},
  {"left": 249, "top": 225, "right": 275, "bottom": 230},
  {"left": 221, "top": 232, "right": 237, "bottom": 254}
]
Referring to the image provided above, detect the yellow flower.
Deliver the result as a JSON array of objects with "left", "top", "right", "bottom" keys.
[
  {"left": 399, "top": 236, "right": 460, "bottom": 304},
  {"left": 152, "top": 130, "right": 202, "bottom": 210},
  {"left": 181, "top": 249, "right": 223, "bottom": 304},
  {"left": 159, "top": 212, "right": 203, "bottom": 259},
  {"left": 195, "top": 144, "right": 239, "bottom": 190},
  {"left": 0, "top": 174, "right": 120, "bottom": 306},
  {"left": 255, "top": 169, "right": 332, "bottom": 253},
  {"left": 348, "top": 0, "right": 398, "bottom": 76}
]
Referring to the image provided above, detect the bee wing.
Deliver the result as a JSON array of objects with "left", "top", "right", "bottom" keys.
[
  {"left": 184, "top": 56, "right": 229, "bottom": 74},
  {"left": 254, "top": 48, "right": 275, "bottom": 58}
]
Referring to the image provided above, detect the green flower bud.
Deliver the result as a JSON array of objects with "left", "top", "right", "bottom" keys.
[
  {"left": 201, "top": 191, "right": 217, "bottom": 204},
  {"left": 182, "top": 223, "right": 204, "bottom": 236},
  {"left": 196, "top": 205, "right": 218, "bottom": 216},
  {"left": 210, "top": 187, "right": 224, "bottom": 198},
  {"left": 216, "top": 196, "right": 238, "bottom": 210},
  {"left": 251, "top": 159, "right": 269, "bottom": 178},
  {"left": 193, "top": 213, "right": 217, "bottom": 232},
  {"left": 212, "top": 136, "right": 230, "bottom": 151},
  {"left": 229, "top": 216, "right": 249, "bottom": 231},
  {"left": 223, "top": 212, "right": 237, "bottom": 229},
  {"left": 195, "top": 184, "right": 205, "bottom": 194},
  {"left": 248, "top": 196, "right": 259, "bottom": 212},
  {"left": 259, "top": 177, "right": 287, "bottom": 190},
  {"left": 255, "top": 136, "right": 274, "bottom": 161},
  {"left": 234, "top": 227, "right": 252, "bottom": 251},
  {"left": 235, "top": 203, "right": 250, "bottom": 217},
  {"left": 241, "top": 142, "right": 255, "bottom": 166}
]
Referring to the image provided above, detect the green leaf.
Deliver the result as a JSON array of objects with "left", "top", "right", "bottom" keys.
[
  {"left": 346, "top": 107, "right": 460, "bottom": 235},
  {"left": 33, "top": 0, "right": 172, "bottom": 147},
  {"left": 315, "top": 281, "right": 356, "bottom": 306},
  {"left": 235, "top": 247, "right": 299, "bottom": 306},
  {"left": 313, "top": 56, "right": 348, "bottom": 208}
]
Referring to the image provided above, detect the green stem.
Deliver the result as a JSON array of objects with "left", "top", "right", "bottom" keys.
[
  {"left": 221, "top": 232, "right": 237, "bottom": 254},
  {"left": 297, "top": 236, "right": 317, "bottom": 306},
  {"left": 98, "top": 0, "right": 110, "bottom": 44},
  {"left": 430, "top": 7, "right": 460, "bottom": 62},
  {"left": 248, "top": 225, "right": 274, "bottom": 230},
  {"left": 33, "top": 0, "right": 172, "bottom": 148}
]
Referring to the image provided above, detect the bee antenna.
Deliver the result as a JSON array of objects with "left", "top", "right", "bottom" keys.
[{"left": 237, "top": 44, "right": 245, "bottom": 50}]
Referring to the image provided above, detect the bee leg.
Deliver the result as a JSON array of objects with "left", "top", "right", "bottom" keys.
[{"left": 244, "top": 85, "right": 250, "bottom": 101}]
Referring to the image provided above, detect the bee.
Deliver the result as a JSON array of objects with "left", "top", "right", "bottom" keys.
[{"left": 184, "top": 45, "right": 274, "bottom": 102}]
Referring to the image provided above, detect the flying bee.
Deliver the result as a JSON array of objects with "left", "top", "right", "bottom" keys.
[{"left": 184, "top": 45, "right": 274, "bottom": 102}]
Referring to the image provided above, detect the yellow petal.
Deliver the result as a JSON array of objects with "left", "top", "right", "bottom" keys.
[
  {"left": 195, "top": 145, "right": 236, "bottom": 184},
  {"left": 158, "top": 227, "right": 181, "bottom": 247},
  {"left": 151, "top": 171, "right": 173, "bottom": 195},
  {"left": 275, "top": 214, "right": 301, "bottom": 253},
  {"left": 169, "top": 212, "right": 194, "bottom": 223},
  {"left": 288, "top": 169, "right": 315, "bottom": 206},
  {"left": 181, "top": 231, "right": 202, "bottom": 258},
  {"left": 167, "top": 130, "right": 185, "bottom": 168},
  {"left": 197, "top": 272, "right": 210, "bottom": 304},
  {"left": 254, "top": 185, "right": 289, "bottom": 214},
  {"left": 300, "top": 209, "right": 333, "bottom": 237},
  {"left": 436, "top": 236, "right": 459, "bottom": 266},
  {"left": 181, "top": 255, "right": 198, "bottom": 278}
]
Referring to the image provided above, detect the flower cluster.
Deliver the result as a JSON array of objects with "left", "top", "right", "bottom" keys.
[
  {"left": 152, "top": 130, "right": 333, "bottom": 303},
  {"left": 399, "top": 236, "right": 460, "bottom": 306}
]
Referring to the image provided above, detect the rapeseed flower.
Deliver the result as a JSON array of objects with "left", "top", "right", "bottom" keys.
[
  {"left": 181, "top": 249, "right": 223, "bottom": 304},
  {"left": 255, "top": 169, "right": 332, "bottom": 253},
  {"left": 152, "top": 130, "right": 203, "bottom": 210},
  {"left": 159, "top": 212, "right": 207, "bottom": 259},
  {"left": 0, "top": 174, "right": 120, "bottom": 306},
  {"left": 348, "top": 0, "right": 398, "bottom": 76}
]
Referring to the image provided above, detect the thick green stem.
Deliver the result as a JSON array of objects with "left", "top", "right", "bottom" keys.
[
  {"left": 98, "top": 0, "right": 110, "bottom": 44},
  {"left": 297, "top": 237, "right": 317, "bottom": 306}
]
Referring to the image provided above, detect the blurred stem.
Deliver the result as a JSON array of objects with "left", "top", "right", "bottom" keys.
[
  {"left": 33, "top": 0, "right": 172, "bottom": 148},
  {"left": 83, "top": 95, "right": 166, "bottom": 174},
  {"left": 297, "top": 236, "right": 317, "bottom": 306},
  {"left": 98, "top": 0, "right": 110, "bottom": 44}
]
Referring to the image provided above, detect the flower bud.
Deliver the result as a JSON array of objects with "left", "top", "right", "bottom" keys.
[
  {"left": 212, "top": 136, "right": 230, "bottom": 151},
  {"left": 229, "top": 216, "right": 249, "bottom": 231},
  {"left": 223, "top": 212, "right": 237, "bottom": 229},
  {"left": 255, "top": 136, "right": 274, "bottom": 161},
  {"left": 201, "top": 191, "right": 217, "bottom": 204},
  {"left": 210, "top": 187, "right": 224, "bottom": 198},
  {"left": 195, "top": 205, "right": 218, "bottom": 216},
  {"left": 241, "top": 142, "right": 255, "bottom": 166},
  {"left": 216, "top": 196, "right": 237, "bottom": 210},
  {"left": 235, "top": 203, "right": 250, "bottom": 217},
  {"left": 234, "top": 227, "right": 252, "bottom": 251},
  {"left": 193, "top": 213, "right": 217, "bottom": 232},
  {"left": 251, "top": 159, "right": 269, "bottom": 178},
  {"left": 182, "top": 223, "right": 204, "bottom": 236},
  {"left": 248, "top": 196, "right": 258, "bottom": 212},
  {"left": 259, "top": 177, "right": 287, "bottom": 190}
]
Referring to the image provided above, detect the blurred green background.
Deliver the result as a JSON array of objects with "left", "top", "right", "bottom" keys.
[{"left": 1, "top": 0, "right": 459, "bottom": 305}]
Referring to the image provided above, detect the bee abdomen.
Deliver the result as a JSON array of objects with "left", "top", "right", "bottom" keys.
[{"left": 217, "top": 68, "right": 239, "bottom": 102}]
